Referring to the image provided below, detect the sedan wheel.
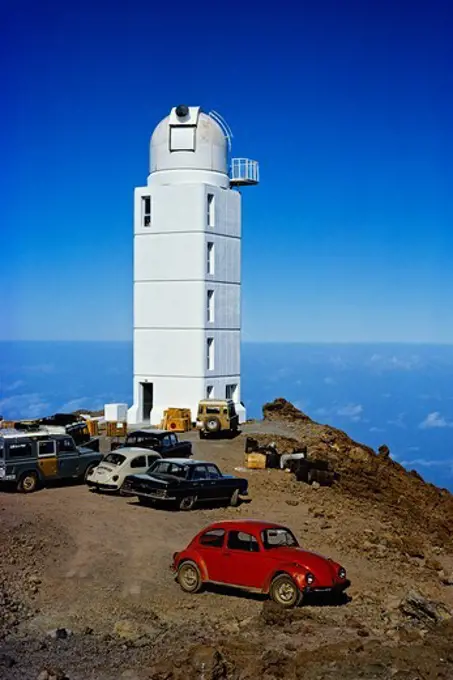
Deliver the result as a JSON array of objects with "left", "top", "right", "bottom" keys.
[
  {"left": 179, "top": 495, "right": 196, "bottom": 511},
  {"left": 178, "top": 561, "right": 203, "bottom": 593},
  {"left": 270, "top": 575, "right": 302, "bottom": 608},
  {"left": 230, "top": 489, "right": 240, "bottom": 507}
]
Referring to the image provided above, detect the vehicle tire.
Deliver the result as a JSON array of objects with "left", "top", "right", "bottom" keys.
[
  {"left": 205, "top": 417, "right": 220, "bottom": 434},
  {"left": 230, "top": 488, "right": 240, "bottom": 507},
  {"left": 17, "top": 472, "right": 39, "bottom": 494},
  {"left": 179, "top": 495, "right": 197, "bottom": 511},
  {"left": 269, "top": 574, "right": 302, "bottom": 608},
  {"left": 138, "top": 496, "right": 152, "bottom": 506},
  {"left": 177, "top": 561, "right": 203, "bottom": 593},
  {"left": 199, "top": 430, "right": 207, "bottom": 439},
  {"left": 83, "top": 463, "right": 98, "bottom": 483}
]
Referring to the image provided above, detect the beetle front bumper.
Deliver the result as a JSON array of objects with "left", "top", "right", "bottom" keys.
[{"left": 304, "top": 578, "right": 351, "bottom": 594}]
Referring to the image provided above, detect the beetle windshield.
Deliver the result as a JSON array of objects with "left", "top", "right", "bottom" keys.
[
  {"left": 103, "top": 453, "right": 126, "bottom": 466},
  {"left": 261, "top": 528, "right": 299, "bottom": 549}
]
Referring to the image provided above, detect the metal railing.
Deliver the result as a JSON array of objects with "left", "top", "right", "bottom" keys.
[{"left": 230, "top": 158, "right": 259, "bottom": 185}]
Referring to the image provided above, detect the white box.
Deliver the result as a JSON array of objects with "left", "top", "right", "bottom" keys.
[{"left": 104, "top": 403, "right": 128, "bottom": 422}]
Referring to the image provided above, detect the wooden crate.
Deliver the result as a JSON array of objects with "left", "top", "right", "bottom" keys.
[
  {"left": 106, "top": 421, "right": 127, "bottom": 437},
  {"left": 245, "top": 453, "right": 267, "bottom": 470},
  {"left": 86, "top": 419, "right": 99, "bottom": 437}
]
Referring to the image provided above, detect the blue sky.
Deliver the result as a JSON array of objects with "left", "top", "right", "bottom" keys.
[{"left": 3, "top": 0, "right": 453, "bottom": 342}]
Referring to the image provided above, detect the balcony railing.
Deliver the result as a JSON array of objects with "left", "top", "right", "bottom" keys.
[{"left": 230, "top": 158, "right": 259, "bottom": 186}]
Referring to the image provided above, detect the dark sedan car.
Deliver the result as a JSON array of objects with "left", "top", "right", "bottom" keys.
[
  {"left": 111, "top": 429, "right": 192, "bottom": 459},
  {"left": 120, "top": 458, "right": 248, "bottom": 511}
]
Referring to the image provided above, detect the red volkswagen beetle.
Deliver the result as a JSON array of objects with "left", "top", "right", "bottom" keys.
[{"left": 171, "top": 520, "right": 350, "bottom": 608}]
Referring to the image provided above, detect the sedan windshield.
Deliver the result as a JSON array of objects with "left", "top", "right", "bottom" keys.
[
  {"left": 103, "top": 453, "right": 126, "bottom": 466},
  {"left": 262, "top": 528, "right": 299, "bottom": 549},
  {"left": 148, "top": 461, "right": 189, "bottom": 477}
]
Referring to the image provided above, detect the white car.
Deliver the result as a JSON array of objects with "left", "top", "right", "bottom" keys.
[{"left": 86, "top": 447, "right": 161, "bottom": 492}]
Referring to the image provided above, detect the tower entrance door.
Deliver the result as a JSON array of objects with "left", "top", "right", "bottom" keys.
[{"left": 141, "top": 383, "right": 153, "bottom": 422}]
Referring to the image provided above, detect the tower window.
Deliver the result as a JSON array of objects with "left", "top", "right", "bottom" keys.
[
  {"left": 207, "top": 193, "right": 215, "bottom": 227},
  {"left": 142, "top": 196, "right": 151, "bottom": 227},
  {"left": 206, "top": 385, "right": 214, "bottom": 399},
  {"left": 207, "top": 290, "right": 214, "bottom": 323},
  {"left": 225, "top": 384, "right": 237, "bottom": 401},
  {"left": 207, "top": 242, "right": 214, "bottom": 274},
  {"left": 207, "top": 338, "right": 214, "bottom": 371}
]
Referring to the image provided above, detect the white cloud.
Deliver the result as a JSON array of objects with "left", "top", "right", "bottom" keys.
[
  {"left": 399, "top": 457, "right": 450, "bottom": 469},
  {"left": 4, "top": 380, "right": 26, "bottom": 392},
  {"left": 387, "top": 413, "right": 406, "bottom": 429},
  {"left": 369, "top": 354, "right": 421, "bottom": 371},
  {"left": 370, "top": 426, "right": 385, "bottom": 433},
  {"left": 419, "top": 412, "right": 453, "bottom": 430},
  {"left": 337, "top": 404, "right": 363, "bottom": 418},
  {"left": 57, "top": 397, "right": 103, "bottom": 413},
  {"left": 0, "top": 393, "right": 51, "bottom": 419},
  {"left": 323, "top": 377, "right": 336, "bottom": 385}
]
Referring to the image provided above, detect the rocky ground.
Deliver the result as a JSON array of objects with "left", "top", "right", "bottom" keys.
[{"left": 1, "top": 399, "right": 453, "bottom": 679}]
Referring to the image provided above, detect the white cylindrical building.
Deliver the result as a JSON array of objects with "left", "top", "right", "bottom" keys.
[{"left": 127, "top": 105, "right": 258, "bottom": 426}]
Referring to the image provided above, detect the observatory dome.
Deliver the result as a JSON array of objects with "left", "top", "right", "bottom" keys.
[{"left": 150, "top": 106, "right": 228, "bottom": 176}]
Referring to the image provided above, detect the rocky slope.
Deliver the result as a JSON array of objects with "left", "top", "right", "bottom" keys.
[{"left": 1, "top": 399, "right": 453, "bottom": 679}]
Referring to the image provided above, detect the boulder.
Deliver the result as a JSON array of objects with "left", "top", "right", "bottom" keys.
[{"left": 399, "top": 591, "right": 452, "bottom": 625}]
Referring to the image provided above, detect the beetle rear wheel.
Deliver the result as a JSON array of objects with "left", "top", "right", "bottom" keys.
[
  {"left": 269, "top": 575, "right": 302, "bottom": 608},
  {"left": 177, "top": 561, "right": 203, "bottom": 593}
]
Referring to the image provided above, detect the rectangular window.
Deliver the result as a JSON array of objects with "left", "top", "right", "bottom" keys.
[
  {"left": 225, "top": 384, "right": 237, "bottom": 401},
  {"left": 207, "top": 242, "right": 214, "bottom": 275},
  {"left": 207, "top": 337, "right": 214, "bottom": 371},
  {"left": 8, "top": 442, "right": 33, "bottom": 459},
  {"left": 142, "top": 196, "right": 151, "bottom": 227},
  {"left": 38, "top": 440, "right": 56, "bottom": 458},
  {"left": 207, "top": 290, "right": 214, "bottom": 323},
  {"left": 207, "top": 193, "right": 215, "bottom": 227},
  {"left": 206, "top": 385, "right": 214, "bottom": 399}
]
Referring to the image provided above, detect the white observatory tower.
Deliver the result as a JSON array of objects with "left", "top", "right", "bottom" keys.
[{"left": 128, "top": 105, "right": 259, "bottom": 426}]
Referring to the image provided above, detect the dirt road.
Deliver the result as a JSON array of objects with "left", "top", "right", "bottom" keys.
[{"left": 1, "top": 425, "right": 453, "bottom": 679}]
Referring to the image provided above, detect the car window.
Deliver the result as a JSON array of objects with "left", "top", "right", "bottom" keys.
[
  {"left": 131, "top": 455, "right": 147, "bottom": 469},
  {"left": 104, "top": 453, "right": 126, "bottom": 466},
  {"left": 58, "top": 438, "right": 76, "bottom": 453},
  {"left": 38, "top": 440, "right": 56, "bottom": 457},
  {"left": 227, "top": 531, "right": 260, "bottom": 553},
  {"left": 170, "top": 434, "right": 178, "bottom": 445},
  {"left": 162, "top": 435, "right": 172, "bottom": 448},
  {"left": 8, "top": 442, "right": 33, "bottom": 458},
  {"left": 206, "top": 407, "right": 220, "bottom": 414},
  {"left": 126, "top": 435, "right": 137, "bottom": 446},
  {"left": 151, "top": 461, "right": 187, "bottom": 477},
  {"left": 147, "top": 454, "right": 159, "bottom": 467},
  {"left": 192, "top": 465, "right": 208, "bottom": 480},
  {"left": 262, "top": 528, "right": 299, "bottom": 549},
  {"left": 206, "top": 464, "right": 221, "bottom": 479},
  {"left": 199, "top": 529, "right": 225, "bottom": 548},
  {"left": 0, "top": 441, "right": 4, "bottom": 459}
]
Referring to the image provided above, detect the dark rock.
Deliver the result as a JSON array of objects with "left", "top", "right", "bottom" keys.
[
  {"left": 188, "top": 645, "right": 227, "bottom": 679},
  {"left": 399, "top": 591, "right": 452, "bottom": 625},
  {"left": 0, "top": 653, "right": 16, "bottom": 668}
]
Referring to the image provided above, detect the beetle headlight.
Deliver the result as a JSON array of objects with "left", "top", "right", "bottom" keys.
[
  {"left": 112, "top": 475, "right": 119, "bottom": 482},
  {"left": 305, "top": 572, "right": 315, "bottom": 585},
  {"left": 338, "top": 567, "right": 346, "bottom": 579}
]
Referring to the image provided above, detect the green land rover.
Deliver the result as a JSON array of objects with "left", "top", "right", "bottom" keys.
[{"left": 0, "top": 430, "right": 103, "bottom": 493}]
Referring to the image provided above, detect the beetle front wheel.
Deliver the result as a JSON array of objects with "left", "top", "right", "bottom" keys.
[
  {"left": 269, "top": 574, "right": 302, "bottom": 608},
  {"left": 177, "top": 561, "right": 203, "bottom": 593}
]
